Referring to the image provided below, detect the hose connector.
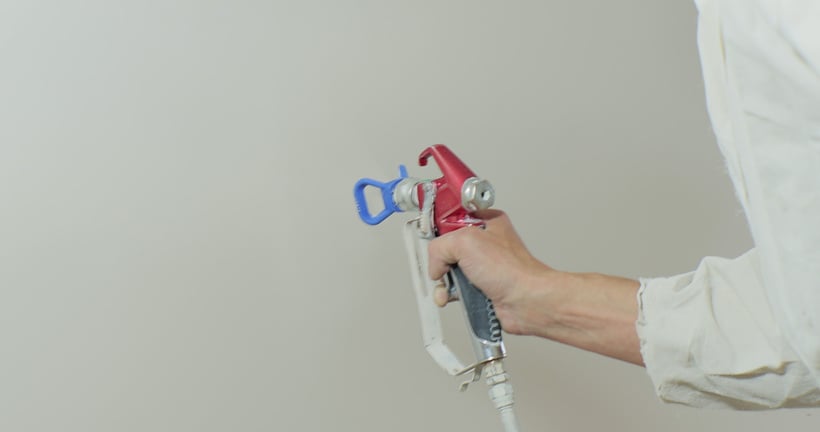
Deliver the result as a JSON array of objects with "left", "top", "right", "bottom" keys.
[{"left": 484, "top": 360, "right": 520, "bottom": 432}]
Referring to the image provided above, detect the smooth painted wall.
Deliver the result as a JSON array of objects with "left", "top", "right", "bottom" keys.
[{"left": 2, "top": 1, "right": 815, "bottom": 431}]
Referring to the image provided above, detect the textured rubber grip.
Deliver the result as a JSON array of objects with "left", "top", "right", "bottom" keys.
[{"left": 450, "top": 266, "right": 502, "bottom": 343}]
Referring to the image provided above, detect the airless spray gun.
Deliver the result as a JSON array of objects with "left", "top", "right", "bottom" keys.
[{"left": 354, "top": 145, "right": 521, "bottom": 432}]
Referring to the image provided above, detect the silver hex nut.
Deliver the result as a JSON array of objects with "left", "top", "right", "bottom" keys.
[{"left": 461, "top": 177, "right": 495, "bottom": 212}]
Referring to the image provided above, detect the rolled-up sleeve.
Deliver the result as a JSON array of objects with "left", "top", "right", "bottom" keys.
[{"left": 636, "top": 249, "right": 820, "bottom": 409}]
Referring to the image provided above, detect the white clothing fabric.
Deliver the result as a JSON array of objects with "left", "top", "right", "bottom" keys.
[{"left": 637, "top": 0, "right": 820, "bottom": 408}]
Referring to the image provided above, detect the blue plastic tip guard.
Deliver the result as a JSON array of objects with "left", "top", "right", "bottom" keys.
[{"left": 354, "top": 165, "right": 408, "bottom": 225}]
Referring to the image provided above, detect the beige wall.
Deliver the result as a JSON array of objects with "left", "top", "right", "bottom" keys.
[{"left": 1, "top": 1, "right": 815, "bottom": 431}]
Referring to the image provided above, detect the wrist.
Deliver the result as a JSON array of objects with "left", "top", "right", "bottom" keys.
[
  {"left": 495, "top": 263, "right": 569, "bottom": 337},
  {"left": 510, "top": 268, "right": 643, "bottom": 365},
  {"left": 514, "top": 267, "right": 578, "bottom": 338}
]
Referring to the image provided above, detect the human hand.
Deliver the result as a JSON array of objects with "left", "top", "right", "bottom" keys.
[
  {"left": 428, "top": 209, "right": 643, "bottom": 364},
  {"left": 427, "top": 209, "right": 552, "bottom": 336}
]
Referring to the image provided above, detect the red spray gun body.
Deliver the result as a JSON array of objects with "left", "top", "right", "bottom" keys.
[
  {"left": 417, "top": 145, "right": 496, "bottom": 234},
  {"left": 354, "top": 145, "right": 519, "bottom": 432}
]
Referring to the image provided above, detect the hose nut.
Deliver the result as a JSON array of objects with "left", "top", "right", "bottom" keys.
[{"left": 461, "top": 177, "right": 495, "bottom": 212}]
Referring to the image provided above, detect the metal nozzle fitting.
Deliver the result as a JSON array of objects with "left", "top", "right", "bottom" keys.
[{"left": 393, "top": 178, "right": 421, "bottom": 212}]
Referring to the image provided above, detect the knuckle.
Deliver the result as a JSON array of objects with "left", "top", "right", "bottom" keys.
[{"left": 454, "top": 226, "right": 481, "bottom": 248}]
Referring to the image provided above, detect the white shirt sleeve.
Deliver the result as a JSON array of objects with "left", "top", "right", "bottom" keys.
[
  {"left": 636, "top": 0, "right": 820, "bottom": 409},
  {"left": 637, "top": 250, "right": 820, "bottom": 409}
]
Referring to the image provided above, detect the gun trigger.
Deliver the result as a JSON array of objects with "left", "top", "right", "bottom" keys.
[{"left": 447, "top": 281, "right": 459, "bottom": 302}]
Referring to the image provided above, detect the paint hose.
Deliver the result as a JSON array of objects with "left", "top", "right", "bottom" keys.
[{"left": 484, "top": 360, "right": 520, "bottom": 432}]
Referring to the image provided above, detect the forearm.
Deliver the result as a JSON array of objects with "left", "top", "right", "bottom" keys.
[
  {"left": 426, "top": 210, "right": 644, "bottom": 366},
  {"left": 514, "top": 269, "right": 644, "bottom": 366}
]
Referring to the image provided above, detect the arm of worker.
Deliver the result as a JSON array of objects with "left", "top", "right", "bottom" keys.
[
  {"left": 428, "top": 209, "right": 643, "bottom": 365},
  {"left": 428, "top": 210, "right": 820, "bottom": 409}
]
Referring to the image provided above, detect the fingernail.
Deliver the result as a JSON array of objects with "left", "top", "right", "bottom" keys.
[{"left": 433, "top": 287, "right": 447, "bottom": 307}]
